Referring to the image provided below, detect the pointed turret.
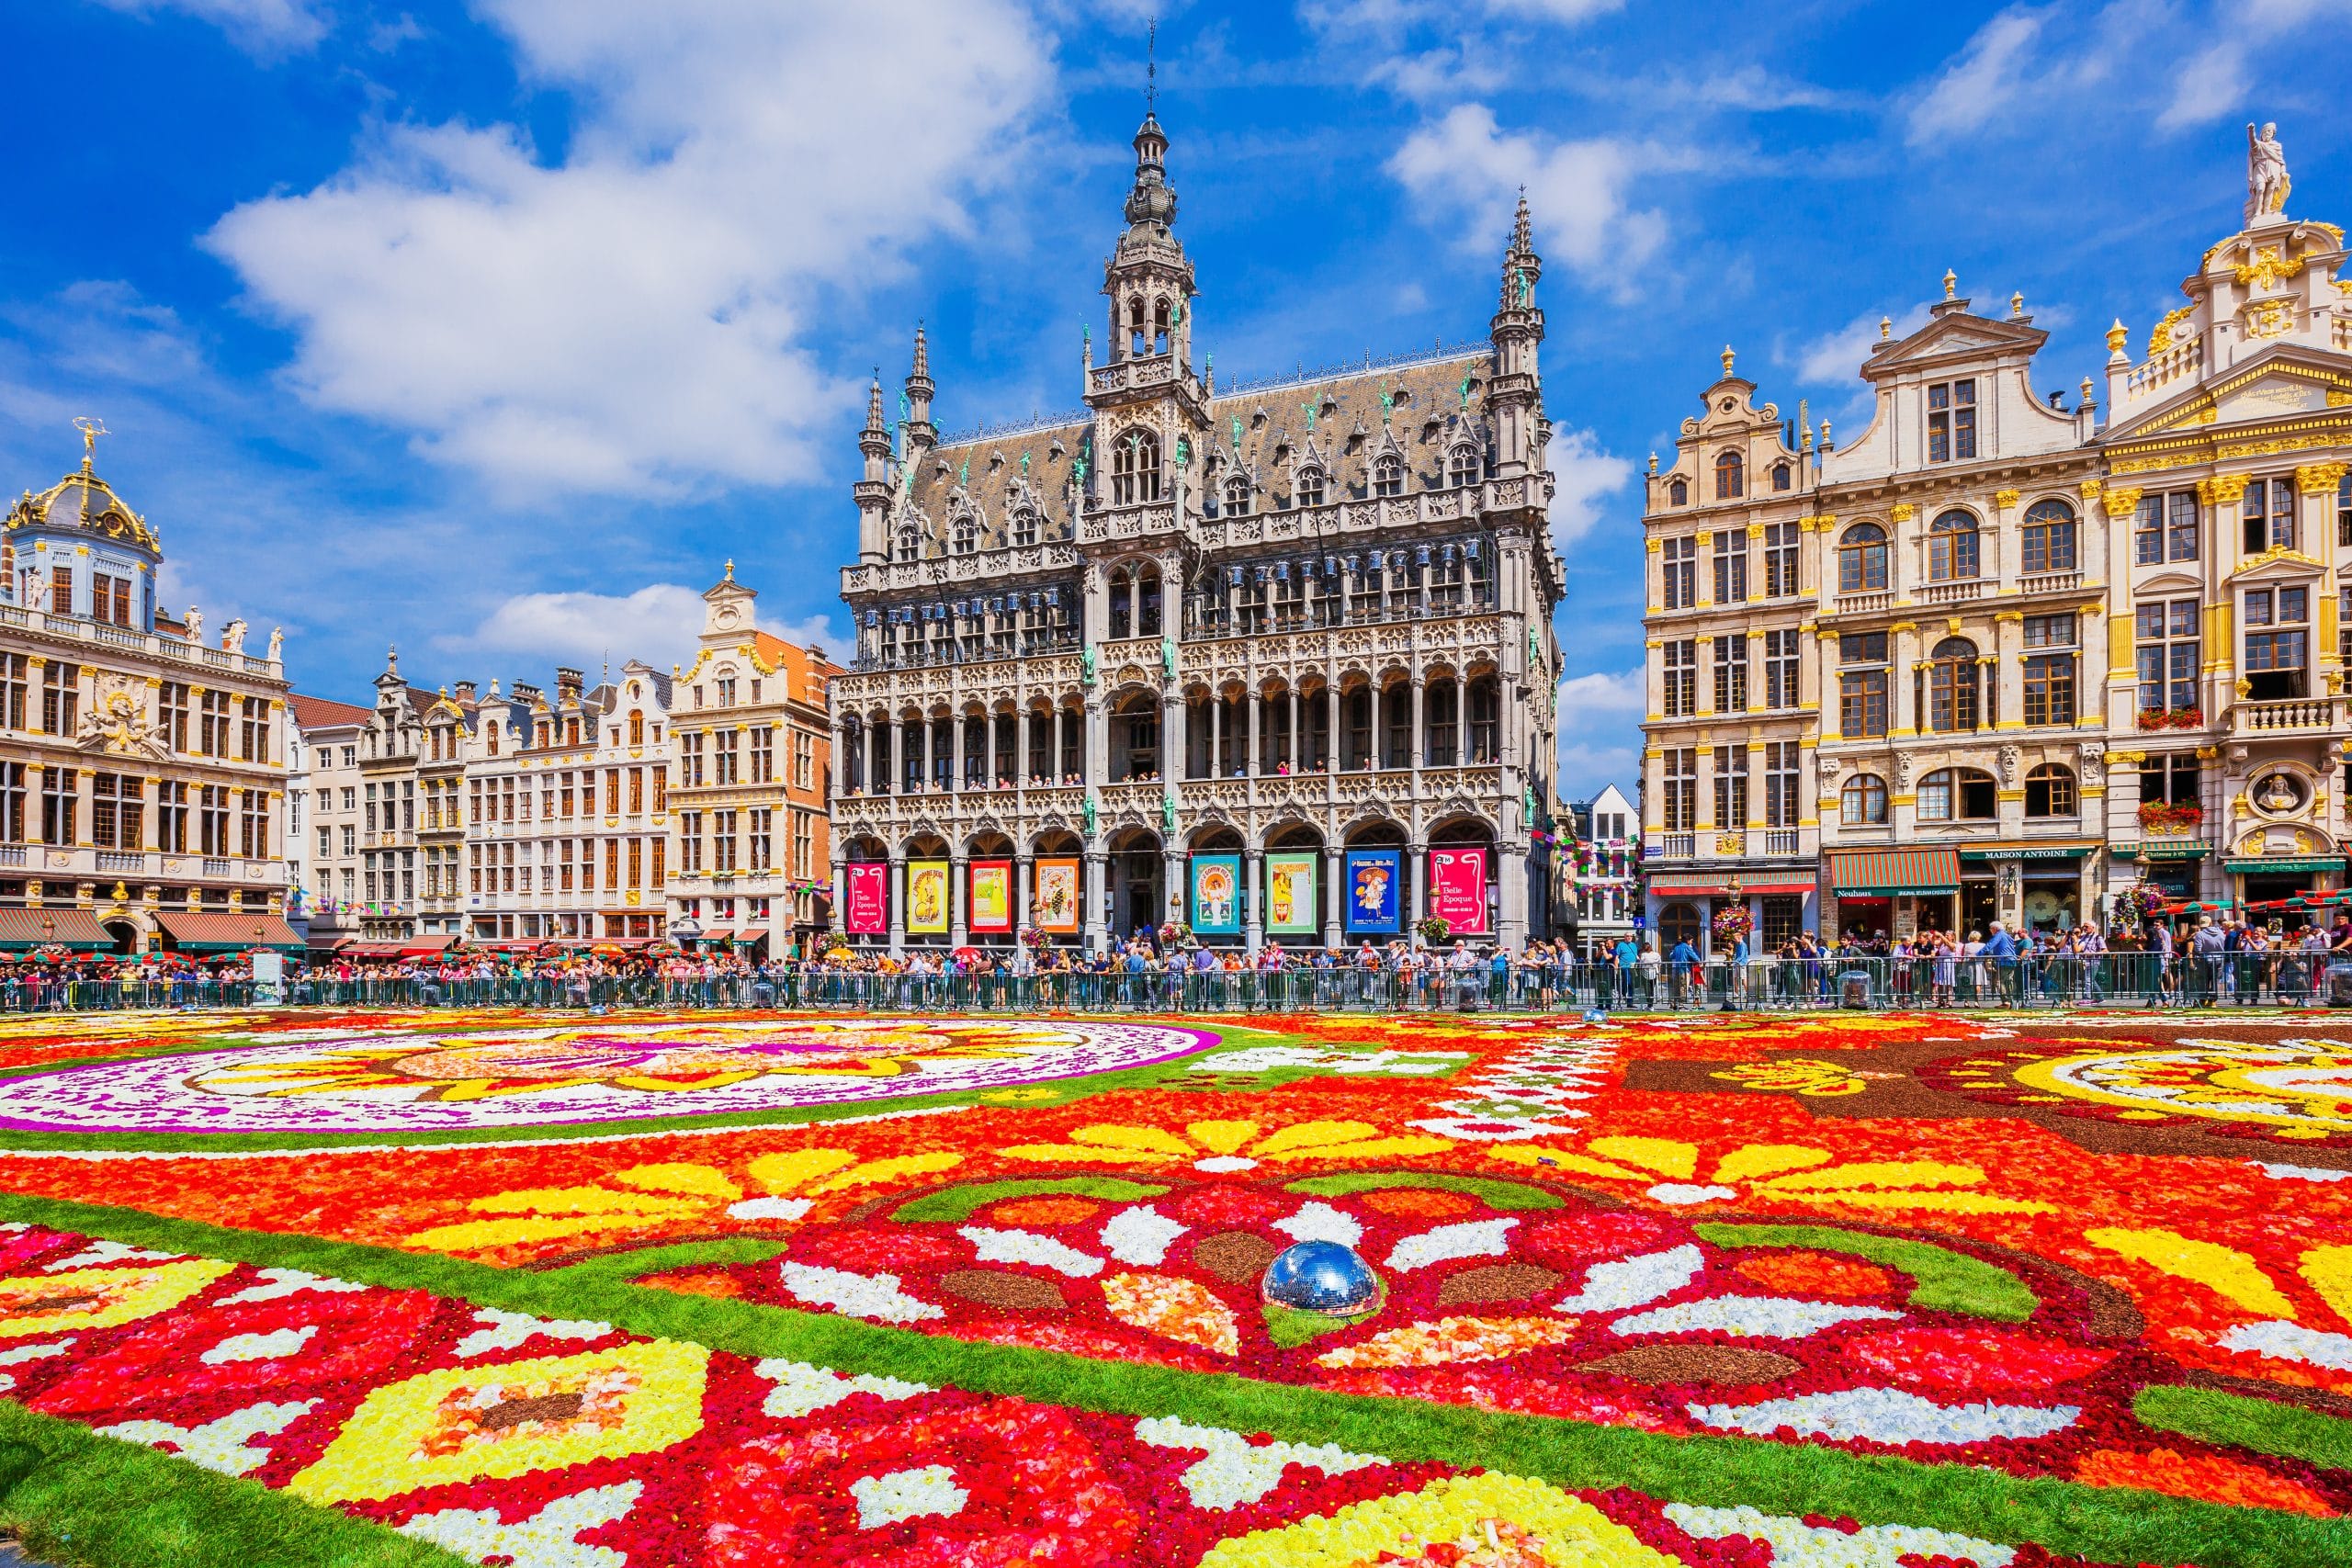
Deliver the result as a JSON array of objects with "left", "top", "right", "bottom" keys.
[
  {"left": 854, "top": 373, "right": 893, "bottom": 565},
  {"left": 904, "top": 324, "right": 936, "bottom": 451},
  {"left": 1487, "top": 194, "right": 1546, "bottom": 480}
]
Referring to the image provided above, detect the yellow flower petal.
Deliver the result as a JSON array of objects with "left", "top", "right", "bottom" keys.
[
  {"left": 998, "top": 1143, "right": 1170, "bottom": 1164},
  {"left": 1185, "top": 1120, "right": 1262, "bottom": 1156},
  {"left": 745, "top": 1149, "right": 857, "bottom": 1195},
  {"left": 1801, "top": 1191, "right": 2055, "bottom": 1215},
  {"left": 1485, "top": 1146, "right": 1654, "bottom": 1181},
  {"left": 1761, "top": 1161, "right": 1984, "bottom": 1192},
  {"left": 612, "top": 1163, "right": 742, "bottom": 1201},
  {"left": 1587, "top": 1136, "right": 1699, "bottom": 1179},
  {"left": 2087, "top": 1226, "right": 2297, "bottom": 1319},
  {"left": 1261, "top": 1135, "right": 1456, "bottom": 1164},
  {"left": 407, "top": 1214, "right": 645, "bottom": 1250},
  {"left": 469, "top": 1186, "right": 705, "bottom": 1218},
  {"left": 1712, "top": 1145, "right": 1834, "bottom": 1183},
  {"left": 1069, "top": 1123, "right": 1197, "bottom": 1157},
  {"left": 806, "top": 1151, "right": 964, "bottom": 1194},
  {"left": 1251, "top": 1121, "right": 1381, "bottom": 1156},
  {"left": 2299, "top": 1244, "right": 2352, "bottom": 1327}
]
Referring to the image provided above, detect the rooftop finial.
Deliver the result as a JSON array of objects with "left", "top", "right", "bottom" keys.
[
  {"left": 1147, "top": 17, "right": 1157, "bottom": 115},
  {"left": 724, "top": 558, "right": 735, "bottom": 581},
  {"left": 1942, "top": 267, "right": 1958, "bottom": 300},
  {"left": 72, "top": 416, "right": 107, "bottom": 473},
  {"left": 1721, "top": 344, "right": 1735, "bottom": 377}
]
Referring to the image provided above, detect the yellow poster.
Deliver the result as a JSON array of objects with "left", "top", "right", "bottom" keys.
[
  {"left": 1034, "top": 858, "right": 1081, "bottom": 933},
  {"left": 907, "top": 860, "right": 950, "bottom": 934}
]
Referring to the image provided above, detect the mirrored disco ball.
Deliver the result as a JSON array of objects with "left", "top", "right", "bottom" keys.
[{"left": 1261, "top": 1239, "right": 1385, "bottom": 1315}]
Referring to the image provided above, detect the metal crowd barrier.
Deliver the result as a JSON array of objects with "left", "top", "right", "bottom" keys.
[{"left": 0, "top": 955, "right": 2345, "bottom": 1015}]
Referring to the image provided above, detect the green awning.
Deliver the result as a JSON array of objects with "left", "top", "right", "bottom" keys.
[
  {"left": 2222, "top": 857, "right": 2346, "bottom": 874},
  {"left": 2115, "top": 841, "right": 2212, "bottom": 861},
  {"left": 1959, "top": 845, "right": 2097, "bottom": 862}
]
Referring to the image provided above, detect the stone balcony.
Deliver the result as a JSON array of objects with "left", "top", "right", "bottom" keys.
[
  {"left": 12, "top": 847, "right": 285, "bottom": 889},
  {"left": 0, "top": 603, "right": 285, "bottom": 682},
  {"left": 2229, "top": 694, "right": 2344, "bottom": 738}
]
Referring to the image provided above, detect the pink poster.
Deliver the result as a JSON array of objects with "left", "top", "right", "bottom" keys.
[
  {"left": 843, "top": 863, "right": 888, "bottom": 935},
  {"left": 1427, "top": 846, "right": 1489, "bottom": 935}
]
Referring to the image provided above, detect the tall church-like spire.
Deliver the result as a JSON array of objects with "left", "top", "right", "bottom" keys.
[
  {"left": 903, "top": 322, "right": 936, "bottom": 450},
  {"left": 1487, "top": 191, "right": 1546, "bottom": 480},
  {"left": 854, "top": 371, "right": 893, "bottom": 566}
]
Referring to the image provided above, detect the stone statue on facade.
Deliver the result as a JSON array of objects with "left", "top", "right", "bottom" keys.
[
  {"left": 183, "top": 606, "right": 202, "bottom": 644},
  {"left": 2246, "top": 122, "right": 2289, "bottom": 223},
  {"left": 1160, "top": 635, "right": 1177, "bottom": 681},
  {"left": 1080, "top": 644, "right": 1098, "bottom": 685},
  {"left": 267, "top": 627, "right": 283, "bottom": 661},
  {"left": 221, "top": 618, "right": 247, "bottom": 655},
  {"left": 1082, "top": 794, "right": 1098, "bottom": 836},
  {"left": 76, "top": 675, "right": 169, "bottom": 760}
]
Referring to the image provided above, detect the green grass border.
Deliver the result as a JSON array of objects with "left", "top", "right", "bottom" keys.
[
  {"left": 0, "top": 1401, "right": 468, "bottom": 1568},
  {"left": 1693, "top": 1222, "right": 2040, "bottom": 1322},
  {"left": 0, "top": 1021, "right": 1338, "bottom": 1154},
  {"left": 0, "top": 1195, "right": 2342, "bottom": 1567}
]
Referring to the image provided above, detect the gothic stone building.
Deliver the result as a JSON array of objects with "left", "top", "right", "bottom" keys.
[{"left": 830, "top": 112, "right": 1564, "bottom": 953}]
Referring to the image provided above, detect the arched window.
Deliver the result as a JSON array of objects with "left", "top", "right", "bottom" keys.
[
  {"left": 1840, "top": 773, "right": 1887, "bottom": 825},
  {"left": 1928, "top": 637, "right": 1981, "bottom": 731},
  {"left": 1109, "top": 569, "right": 1133, "bottom": 640},
  {"left": 1659, "top": 901, "right": 1702, "bottom": 954},
  {"left": 1224, "top": 474, "right": 1252, "bottom": 517},
  {"left": 1152, "top": 298, "right": 1171, "bottom": 355},
  {"left": 1770, "top": 461, "right": 1792, "bottom": 491},
  {"left": 1295, "top": 465, "right": 1326, "bottom": 509},
  {"left": 1713, "top": 450, "right": 1744, "bottom": 500},
  {"left": 1838, "top": 523, "right": 1889, "bottom": 592},
  {"left": 1918, "top": 768, "right": 1997, "bottom": 821},
  {"left": 1126, "top": 296, "right": 1148, "bottom": 357},
  {"left": 1668, "top": 478, "right": 1689, "bottom": 506},
  {"left": 1010, "top": 504, "right": 1038, "bottom": 547},
  {"left": 950, "top": 513, "right": 978, "bottom": 556},
  {"left": 1136, "top": 566, "right": 1162, "bottom": 637},
  {"left": 2026, "top": 762, "right": 2076, "bottom": 818},
  {"left": 1448, "top": 446, "right": 1481, "bottom": 489},
  {"left": 1112, "top": 429, "right": 1161, "bottom": 505},
  {"left": 894, "top": 525, "right": 921, "bottom": 563},
  {"left": 2021, "top": 499, "right": 2077, "bottom": 574},
  {"left": 1928, "top": 510, "right": 1980, "bottom": 581},
  {"left": 1373, "top": 453, "right": 1404, "bottom": 498}
]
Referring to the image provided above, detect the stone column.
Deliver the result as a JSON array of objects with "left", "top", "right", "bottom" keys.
[
  {"left": 1326, "top": 682, "right": 1341, "bottom": 770},
  {"left": 1499, "top": 844, "right": 1529, "bottom": 949},
  {"left": 829, "top": 715, "right": 846, "bottom": 795},
  {"left": 1410, "top": 675, "right": 1426, "bottom": 775},
  {"left": 1163, "top": 848, "right": 1185, "bottom": 933},
  {"left": 1244, "top": 846, "right": 1264, "bottom": 952},
  {"left": 1323, "top": 842, "right": 1342, "bottom": 948},
  {"left": 1408, "top": 840, "right": 1430, "bottom": 938},
  {"left": 1086, "top": 697, "right": 1106, "bottom": 784},
  {"left": 948, "top": 852, "right": 967, "bottom": 946},
  {"left": 951, "top": 714, "right": 967, "bottom": 793},
  {"left": 1162, "top": 691, "right": 1182, "bottom": 784},
  {"left": 983, "top": 710, "right": 996, "bottom": 786},
  {"left": 1287, "top": 687, "right": 1301, "bottom": 772},
  {"left": 1082, "top": 849, "right": 1107, "bottom": 954},
  {"left": 1017, "top": 856, "right": 1033, "bottom": 935},
  {"left": 1210, "top": 694, "right": 1224, "bottom": 778},
  {"left": 888, "top": 852, "right": 905, "bottom": 957},
  {"left": 1247, "top": 689, "right": 1261, "bottom": 776}
]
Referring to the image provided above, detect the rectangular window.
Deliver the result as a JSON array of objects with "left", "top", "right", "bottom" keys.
[
  {"left": 48, "top": 566, "right": 71, "bottom": 616},
  {"left": 752, "top": 728, "right": 775, "bottom": 784},
  {"left": 750, "top": 807, "right": 773, "bottom": 871},
  {"left": 2244, "top": 584, "right": 2310, "bottom": 696},
  {"left": 2243, "top": 476, "right": 2298, "bottom": 555},
  {"left": 240, "top": 789, "right": 268, "bottom": 859},
  {"left": 2022, "top": 613, "right": 2076, "bottom": 649},
  {"left": 158, "top": 782, "right": 187, "bottom": 852},
  {"left": 2135, "top": 598, "right": 2200, "bottom": 713},
  {"left": 1763, "top": 627, "right": 1801, "bottom": 709},
  {"left": 159, "top": 682, "right": 188, "bottom": 751},
  {"left": 679, "top": 813, "right": 702, "bottom": 874},
  {"left": 2134, "top": 491, "right": 2199, "bottom": 565},
  {"left": 1661, "top": 748, "right": 1697, "bottom": 833},
  {"left": 90, "top": 773, "right": 141, "bottom": 851},
  {"left": 241, "top": 696, "right": 268, "bottom": 762},
  {"left": 1712, "top": 633, "right": 1748, "bottom": 712},
  {"left": 91, "top": 572, "right": 131, "bottom": 626},
  {"left": 793, "top": 812, "right": 814, "bottom": 878},
  {"left": 1765, "top": 740, "right": 1800, "bottom": 828},
  {"left": 650, "top": 837, "right": 665, "bottom": 886},
  {"left": 681, "top": 733, "right": 704, "bottom": 787},
  {"left": 0, "top": 656, "right": 25, "bottom": 730},
  {"left": 198, "top": 785, "right": 229, "bottom": 855},
  {"left": 2141, "top": 751, "right": 2200, "bottom": 807},
  {"left": 40, "top": 663, "right": 77, "bottom": 736},
  {"left": 1661, "top": 639, "right": 1697, "bottom": 717},
  {"left": 2022, "top": 653, "right": 2076, "bottom": 728},
  {"left": 0, "top": 762, "right": 28, "bottom": 843},
  {"left": 198, "top": 690, "right": 230, "bottom": 756},
  {"left": 712, "top": 809, "right": 737, "bottom": 873},
  {"left": 1926, "top": 378, "right": 1975, "bottom": 463},
  {"left": 38, "top": 768, "right": 74, "bottom": 846},
  {"left": 1712, "top": 745, "right": 1748, "bottom": 829},
  {"left": 1660, "top": 536, "right": 1696, "bottom": 609},
  {"left": 1838, "top": 633, "right": 1888, "bottom": 739},
  {"left": 1711, "top": 532, "right": 1747, "bottom": 604},
  {"left": 715, "top": 730, "right": 740, "bottom": 785},
  {"left": 1763, "top": 522, "right": 1799, "bottom": 598}
]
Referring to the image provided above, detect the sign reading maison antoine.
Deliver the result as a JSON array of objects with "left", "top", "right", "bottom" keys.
[{"left": 829, "top": 111, "right": 1565, "bottom": 954}]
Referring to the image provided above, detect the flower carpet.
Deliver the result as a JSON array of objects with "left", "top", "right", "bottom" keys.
[{"left": 0, "top": 1010, "right": 2346, "bottom": 1564}]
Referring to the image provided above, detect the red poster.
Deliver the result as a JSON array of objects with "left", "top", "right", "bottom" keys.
[
  {"left": 968, "top": 859, "right": 1013, "bottom": 932},
  {"left": 843, "top": 863, "right": 888, "bottom": 935},
  {"left": 1427, "top": 846, "right": 1489, "bottom": 936}
]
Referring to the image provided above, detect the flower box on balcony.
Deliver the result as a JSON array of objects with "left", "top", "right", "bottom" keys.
[
  {"left": 2138, "top": 801, "right": 2204, "bottom": 834},
  {"left": 2136, "top": 706, "right": 2204, "bottom": 731}
]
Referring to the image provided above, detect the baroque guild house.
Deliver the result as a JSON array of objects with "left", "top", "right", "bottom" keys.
[{"left": 828, "top": 110, "right": 1564, "bottom": 953}]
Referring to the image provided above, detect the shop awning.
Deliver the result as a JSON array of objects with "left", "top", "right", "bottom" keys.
[
  {"left": 337, "top": 942, "right": 410, "bottom": 960},
  {"left": 1645, "top": 873, "right": 1817, "bottom": 897},
  {"left": 2223, "top": 857, "right": 2347, "bottom": 874},
  {"left": 154, "top": 911, "right": 305, "bottom": 953},
  {"left": 696, "top": 929, "right": 735, "bottom": 946},
  {"left": 0, "top": 909, "right": 113, "bottom": 951},
  {"left": 398, "top": 935, "right": 462, "bottom": 957},
  {"left": 2118, "top": 840, "right": 2211, "bottom": 861},
  {"left": 1958, "top": 843, "right": 2098, "bottom": 862},
  {"left": 1829, "top": 848, "right": 1961, "bottom": 897}
]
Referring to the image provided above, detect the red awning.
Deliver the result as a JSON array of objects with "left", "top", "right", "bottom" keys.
[
  {"left": 154, "top": 911, "right": 305, "bottom": 952},
  {"left": 396, "top": 935, "right": 462, "bottom": 957},
  {"left": 338, "top": 942, "right": 409, "bottom": 960},
  {"left": 0, "top": 908, "right": 114, "bottom": 950}
]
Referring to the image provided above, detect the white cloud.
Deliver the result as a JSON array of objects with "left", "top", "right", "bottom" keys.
[
  {"left": 2157, "top": 42, "right": 2245, "bottom": 130},
  {"left": 1544, "top": 428, "right": 1634, "bottom": 548},
  {"left": 1905, "top": 7, "right": 2046, "bottom": 144},
  {"left": 1555, "top": 670, "right": 1642, "bottom": 801},
  {"left": 205, "top": 1, "right": 1053, "bottom": 497},
  {"left": 442, "top": 583, "right": 844, "bottom": 674},
  {"left": 1482, "top": 0, "right": 1623, "bottom": 17},
  {"left": 93, "top": 0, "right": 328, "bottom": 52},
  {"left": 1792, "top": 303, "right": 1929, "bottom": 388},
  {"left": 1388, "top": 105, "right": 1665, "bottom": 281}
]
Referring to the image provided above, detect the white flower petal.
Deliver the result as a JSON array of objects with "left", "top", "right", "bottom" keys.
[
  {"left": 957, "top": 1225, "right": 1104, "bottom": 1278},
  {"left": 1193, "top": 1156, "right": 1259, "bottom": 1173},
  {"left": 398, "top": 1479, "right": 641, "bottom": 1568},
  {"left": 1667, "top": 1503, "right": 2018, "bottom": 1567},
  {"left": 1557, "top": 1244, "right": 1704, "bottom": 1314},
  {"left": 725, "top": 1196, "right": 813, "bottom": 1222},
  {"left": 43, "top": 1240, "right": 180, "bottom": 1272},
  {"left": 201, "top": 1325, "right": 318, "bottom": 1365},
  {"left": 754, "top": 1358, "right": 933, "bottom": 1418},
  {"left": 852, "top": 1465, "right": 967, "bottom": 1529},
  {"left": 1386, "top": 1217, "right": 1516, "bottom": 1272},
  {"left": 455, "top": 1309, "right": 614, "bottom": 1359},
  {"left": 2219, "top": 1319, "right": 2352, "bottom": 1371},
  {"left": 777, "top": 1260, "right": 944, "bottom": 1323},
  {"left": 219, "top": 1269, "right": 369, "bottom": 1305},
  {"left": 1688, "top": 1388, "right": 2077, "bottom": 1446},
  {"left": 1135, "top": 1416, "right": 1384, "bottom": 1509},
  {"left": 1611, "top": 1295, "right": 1901, "bottom": 1340},
  {"left": 1100, "top": 1205, "right": 1188, "bottom": 1267},
  {"left": 1645, "top": 1183, "right": 1739, "bottom": 1205},
  {"left": 99, "top": 1400, "right": 316, "bottom": 1477},
  {"left": 1274, "top": 1202, "right": 1364, "bottom": 1248}
]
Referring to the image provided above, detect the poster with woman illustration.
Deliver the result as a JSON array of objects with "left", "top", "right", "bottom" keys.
[
  {"left": 968, "top": 860, "right": 1012, "bottom": 932},
  {"left": 1344, "top": 848, "right": 1401, "bottom": 933},
  {"left": 1266, "top": 852, "right": 1318, "bottom": 935},
  {"left": 1034, "top": 858, "right": 1081, "bottom": 934},
  {"left": 1192, "top": 853, "right": 1241, "bottom": 935},
  {"left": 907, "top": 861, "right": 950, "bottom": 934}
]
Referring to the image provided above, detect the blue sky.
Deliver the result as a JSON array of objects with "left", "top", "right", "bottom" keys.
[{"left": 5, "top": 1, "right": 2347, "bottom": 801}]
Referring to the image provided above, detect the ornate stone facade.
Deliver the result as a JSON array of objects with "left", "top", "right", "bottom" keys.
[
  {"left": 830, "top": 113, "right": 1564, "bottom": 953},
  {"left": 0, "top": 430, "right": 295, "bottom": 953}
]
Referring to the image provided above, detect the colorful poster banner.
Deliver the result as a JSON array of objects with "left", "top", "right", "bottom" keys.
[
  {"left": 1344, "top": 848, "right": 1402, "bottom": 933},
  {"left": 842, "top": 863, "right": 888, "bottom": 935},
  {"left": 1033, "top": 858, "right": 1082, "bottom": 934},
  {"left": 906, "top": 860, "right": 950, "bottom": 934},
  {"left": 968, "top": 859, "right": 1013, "bottom": 932},
  {"left": 1428, "top": 845, "right": 1490, "bottom": 936},
  {"left": 1266, "top": 852, "right": 1319, "bottom": 936},
  {"left": 1192, "top": 854, "right": 1242, "bottom": 935}
]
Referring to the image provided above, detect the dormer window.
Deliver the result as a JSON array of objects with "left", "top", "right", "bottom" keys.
[
  {"left": 1011, "top": 505, "right": 1038, "bottom": 547},
  {"left": 1770, "top": 461, "right": 1792, "bottom": 492},
  {"left": 1373, "top": 454, "right": 1404, "bottom": 498},
  {"left": 1112, "top": 428, "right": 1161, "bottom": 505},
  {"left": 1927, "top": 379, "right": 1976, "bottom": 463},
  {"left": 1295, "top": 466, "right": 1326, "bottom": 509},
  {"left": 951, "top": 513, "right": 978, "bottom": 556},
  {"left": 1224, "top": 474, "right": 1252, "bottom": 517},
  {"left": 1448, "top": 446, "right": 1481, "bottom": 489},
  {"left": 1668, "top": 478, "right": 1689, "bottom": 507},
  {"left": 1713, "top": 450, "right": 1744, "bottom": 499},
  {"left": 894, "top": 525, "right": 921, "bottom": 563}
]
